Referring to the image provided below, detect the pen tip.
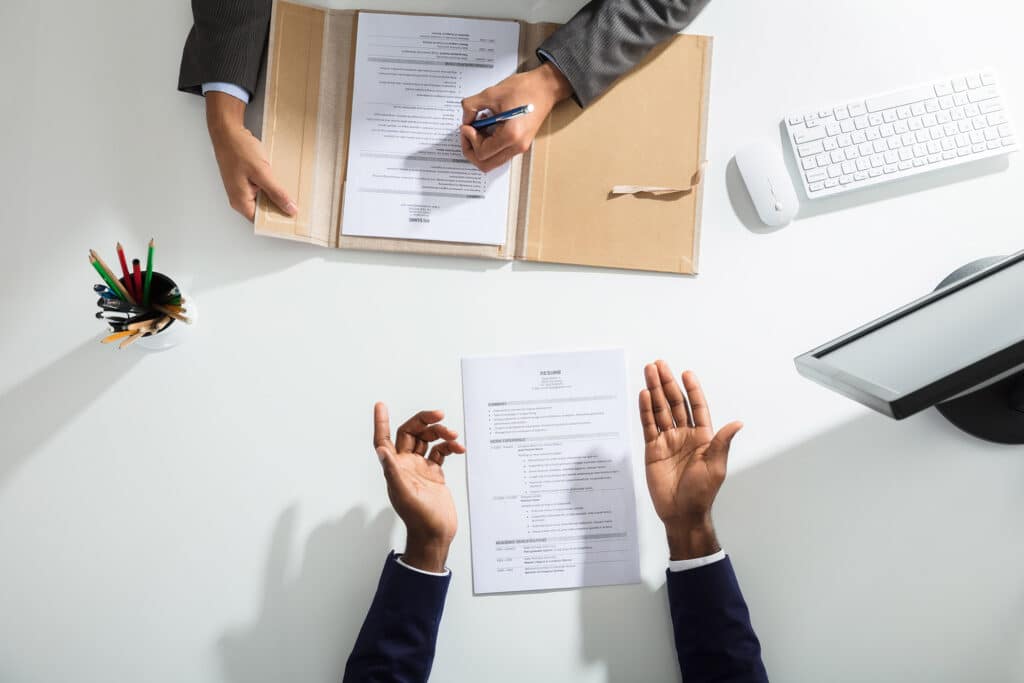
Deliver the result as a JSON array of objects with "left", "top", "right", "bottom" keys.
[{"left": 525, "top": 103, "right": 534, "bottom": 113}]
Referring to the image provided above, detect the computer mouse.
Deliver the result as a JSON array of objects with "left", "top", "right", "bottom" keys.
[{"left": 735, "top": 143, "right": 799, "bottom": 227}]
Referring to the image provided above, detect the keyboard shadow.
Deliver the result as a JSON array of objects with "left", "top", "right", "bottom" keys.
[{"left": 776, "top": 120, "right": 1012, "bottom": 221}]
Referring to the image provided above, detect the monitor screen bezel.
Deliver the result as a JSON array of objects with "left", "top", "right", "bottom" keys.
[{"left": 794, "top": 250, "right": 1024, "bottom": 419}]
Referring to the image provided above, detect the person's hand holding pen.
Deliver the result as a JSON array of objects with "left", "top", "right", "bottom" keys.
[
  {"left": 205, "top": 92, "right": 297, "bottom": 221},
  {"left": 460, "top": 62, "right": 573, "bottom": 172},
  {"left": 640, "top": 361, "right": 743, "bottom": 561},
  {"left": 373, "top": 403, "right": 466, "bottom": 573}
]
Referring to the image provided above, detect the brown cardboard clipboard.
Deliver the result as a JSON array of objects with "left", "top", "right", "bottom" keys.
[{"left": 254, "top": 0, "right": 712, "bottom": 274}]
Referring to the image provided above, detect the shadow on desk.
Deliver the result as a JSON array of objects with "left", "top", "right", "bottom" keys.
[
  {"left": 218, "top": 505, "right": 395, "bottom": 683},
  {"left": 712, "top": 410, "right": 1023, "bottom": 682},
  {"left": 0, "top": 338, "right": 142, "bottom": 490},
  {"left": 725, "top": 128, "right": 1011, "bottom": 234}
]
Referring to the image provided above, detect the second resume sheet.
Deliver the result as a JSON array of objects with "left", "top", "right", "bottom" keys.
[{"left": 461, "top": 350, "right": 642, "bottom": 594}]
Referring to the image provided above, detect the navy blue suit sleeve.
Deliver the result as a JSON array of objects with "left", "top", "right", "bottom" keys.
[
  {"left": 666, "top": 556, "right": 768, "bottom": 682},
  {"left": 343, "top": 551, "right": 451, "bottom": 683}
]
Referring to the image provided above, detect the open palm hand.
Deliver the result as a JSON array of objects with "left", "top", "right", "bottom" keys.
[{"left": 640, "top": 362, "right": 742, "bottom": 531}]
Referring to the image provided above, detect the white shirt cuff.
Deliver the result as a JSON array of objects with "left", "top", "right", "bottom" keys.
[
  {"left": 201, "top": 82, "right": 251, "bottom": 104},
  {"left": 396, "top": 554, "right": 451, "bottom": 577},
  {"left": 668, "top": 549, "right": 726, "bottom": 572}
]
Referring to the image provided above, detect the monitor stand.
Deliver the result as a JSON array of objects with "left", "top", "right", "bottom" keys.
[{"left": 933, "top": 256, "right": 1024, "bottom": 444}]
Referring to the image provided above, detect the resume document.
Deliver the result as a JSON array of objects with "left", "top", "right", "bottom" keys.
[
  {"left": 461, "top": 350, "right": 641, "bottom": 594},
  {"left": 341, "top": 13, "right": 519, "bottom": 245}
]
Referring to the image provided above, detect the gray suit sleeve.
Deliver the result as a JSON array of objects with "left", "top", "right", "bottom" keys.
[
  {"left": 538, "top": 0, "right": 711, "bottom": 107},
  {"left": 178, "top": 0, "right": 273, "bottom": 96}
]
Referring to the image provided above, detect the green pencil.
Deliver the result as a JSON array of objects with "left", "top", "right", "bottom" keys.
[
  {"left": 143, "top": 238, "right": 154, "bottom": 306},
  {"left": 90, "top": 253, "right": 126, "bottom": 301}
]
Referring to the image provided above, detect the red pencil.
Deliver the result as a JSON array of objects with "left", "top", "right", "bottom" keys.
[
  {"left": 132, "top": 259, "right": 142, "bottom": 301},
  {"left": 116, "top": 243, "right": 134, "bottom": 298}
]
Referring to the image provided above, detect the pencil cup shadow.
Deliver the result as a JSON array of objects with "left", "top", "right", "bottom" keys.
[
  {"left": 0, "top": 338, "right": 143, "bottom": 490},
  {"left": 218, "top": 505, "right": 397, "bottom": 683}
]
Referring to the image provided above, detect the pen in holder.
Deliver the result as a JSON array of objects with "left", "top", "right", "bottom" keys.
[{"left": 89, "top": 241, "right": 197, "bottom": 351}]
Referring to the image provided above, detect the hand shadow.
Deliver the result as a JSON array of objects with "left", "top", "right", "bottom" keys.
[
  {"left": 219, "top": 505, "right": 396, "bottom": 683},
  {"left": 579, "top": 580, "right": 681, "bottom": 683},
  {"left": 713, "top": 410, "right": 1024, "bottom": 682},
  {"left": 0, "top": 338, "right": 142, "bottom": 490}
]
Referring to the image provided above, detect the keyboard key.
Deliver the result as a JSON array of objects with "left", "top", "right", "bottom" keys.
[
  {"left": 883, "top": 150, "right": 898, "bottom": 163},
  {"left": 927, "top": 140, "right": 941, "bottom": 153},
  {"left": 867, "top": 128, "right": 881, "bottom": 141},
  {"left": 839, "top": 174, "right": 853, "bottom": 184},
  {"left": 972, "top": 116, "right": 988, "bottom": 130},
  {"left": 868, "top": 112, "right": 883, "bottom": 125},
  {"left": 981, "top": 72, "right": 996, "bottom": 86},
  {"left": 830, "top": 149, "right": 845, "bottom": 162},
  {"left": 911, "top": 102, "right": 926, "bottom": 116},
  {"left": 802, "top": 157, "right": 817, "bottom": 170},
  {"left": 819, "top": 109, "right": 832, "bottom": 118},
  {"left": 788, "top": 116, "right": 803, "bottom": 125},
  {"left": 972, "top": 143, "right": 986, "bottom": 153},
  {"left": 845, "top": 147, "right": 858, "bottom": 160},
  {"left": 840, "top": 119, "right": 855, "bottom": 133},
  {"left": 856, "top": 158, "right": 871, "bottom": 170},
  {"left": 944, "top": 122, "right": 958, "bottom": 136},
  {"left": 873, "top": 139, "right": 888, "bottom": 152},
  {"left": 883, "top": 110, "right": 897, "bottom": 123},
  {"left": 988, "top": 112, "right": 1007, "bottom": 126},
  {"left": 825, "top": 178, "right": 839, "bottom": 188},
  {"left": 794, "top": 127, "right": 827, "bottom": 144},
  {"left": 894, "top": 121, "right": 909, "bottom": 134},
  {"left": 954, "top": 92, "right": 969, "bottom": 106},
  {"left": 899, "top": 148, "right": 913, "bottom": 161},
  {"left": 922, "top": 113, "right": 938, "bottom": 127},
  {"left": 837, "top": 133, "right": 853, "bottom": 147},
  {"left": 965, "top": 104, "right": 980, "bottom": 117},
  {"left": 835, "top": 106, "right": 850, "bottom": 120},
  {"left": 828, "top": 164, "right": 842, "bottom": 177},
  {"left": 887, "top": 137, "right": 902, "bottom": 151},
  {"left": 866, "top": 85, "right": 934, "bottom": 112},
  {"left": 980, "top": 101, "right": 1003, "bottom": 114},
  {"left": 912, "top": 158, "right": 926, "bottom": 167},
  {"left": 809, "top": 181, "right": 825, "bottom": 192},
  {"left": 957, "top": 146, "right": 971, "bottom": 156},
  {"left": 941, "top": 138, "right": 955, "bottom": 150},
  {"left": 952, "top": 77, "right": 967, "bottom": 91},
  {"left": 880, "top": 123, "right": 895, "bottom": 137},
  {"left": 934, "top": 82, "right": 953, "bottom": 96},
  {"left": 985, "top": 127, "right": 999, "bottom": 141},
  {"left": 970, "top": 130, "right": 984, "bottom": 144},
  {"left": 1003, "top": 136, "right": 1017, "bottom": 147},
  {"left": 909, "top": 118, "right": 923, "bottom": 131},
  {"left": 854, "top": 115, "right": 869, "bottom": 129},
  {"left": 823, "top": 138, "right": 838, "bottom": 151},
  {"left": 898, "top": 160, "right": 913, "bottom": 170},
  {"left": 816, "top": 153, "right": 831, "bottom": 167},
  {"left": 987, "top": 140, "right": 1002, "bottom": 150},
  {"left": 841, "top": 160, "right": 856, "bottom": 173},
  {"left": 806, "top": 168, "right": 828, "bottom": 182},
  {"left": 936, "top": 111, "right": 951, "bottom": 124},
  {"left": 870, "top": 154, "right": 884, "bottom": 167},
  {"left": 925, "top": 99, "right": 940, "bottom": 113},
  {"left": 869, "top": 168, "right": 883, "bottom": 177},
  {"left": 826, "top": 122, "right": 842, "bottom": 136},
  {"left": 849, "top": 102, "right": 867, "bottom": 116},
  {"left": 941, "top": 151, "right": 955, "bottom": 160},
  {"left": 939, "top": 95, "right": 954, "bottom": 109},
  {"left": 967, "top": 74, "right": 982, "bottom": 89},
  {"left": 883, "top": 164, "right": 898, "bottom": 173},
  {"left": 915, "top": 130, "right": 929, "bottom": 143},
  {"left": 897, "top": 106, "right": 912, "bottom": 119},
  {"left": 998, "top": 124, "right": 1012, "bottom": 137},
  {"left": 852, "top": 130, "right": 867, "bottom": 144},
  {"left": 798, "top": 141, "right": 824, "bottom": 156},
  {"left": 927, "top": 153, "right": 941, "bottom": 163},
  {"left": 854, "top": 171, "right": 868, "bottom": 180}
]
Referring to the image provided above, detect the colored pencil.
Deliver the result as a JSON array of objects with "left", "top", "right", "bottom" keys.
[
  {"left": 90, "top": 256, "right": 126, "bottom": 302},
  {"left": 101, "top": 330, "right": 134, "bottom": 344},
  {"left": 89, "top": 250, "right": 135, "bottom": 304},
  {"left": 153, "top": 303, "right": 191, "bottom": 324},
  {"left": 116, "top": 243, "right": 133, "bottom": 299},
  {"left": 143, "top": 238, "right": 154, "bottom": 306},
  {"left": 119, "top": 330, "right": 143, "bottom": 348},
  {"left": 132, "top": 259, "right": 142, "bottom": 301}
]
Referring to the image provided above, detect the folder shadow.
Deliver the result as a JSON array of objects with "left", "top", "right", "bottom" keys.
[
  {"left": 218, "top": 505, "right": 396, "bottom": 683},
  {"left": 711, "top": 410, "right": 1023, "bottom": 682},
  {"left": 0, "top": 338, "right": 142, "bottom": 490},
  {"left": 724, "top": 123, "right": 1011, "bottom": 234}
]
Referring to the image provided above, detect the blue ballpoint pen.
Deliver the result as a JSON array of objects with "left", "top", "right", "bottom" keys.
[{"left": 470, "top": 103, "right": 535, "bottom": 130}]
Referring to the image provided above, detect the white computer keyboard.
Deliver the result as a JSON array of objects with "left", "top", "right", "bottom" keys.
[{"left": 785, "top": 70, "right": 1018, "bottom": 198}]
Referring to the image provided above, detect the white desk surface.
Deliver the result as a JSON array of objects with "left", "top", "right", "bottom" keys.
[{"left": 2, "top": 1, "right": 1023, "bottom": 681}]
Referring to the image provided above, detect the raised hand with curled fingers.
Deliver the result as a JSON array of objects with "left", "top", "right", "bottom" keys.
[{"left": 372, "top": 403, "right": 466, "bottom": 573}]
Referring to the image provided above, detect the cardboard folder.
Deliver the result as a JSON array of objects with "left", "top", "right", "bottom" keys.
[{"left": 255, "top": 0, "right": 712, "bottom": 274}]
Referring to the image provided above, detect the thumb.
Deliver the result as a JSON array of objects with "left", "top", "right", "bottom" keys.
[
  {"left": 252, "top": 163, "right": 297, "bottom": 216},
  {"left": 706, "top": 421, "right": 743, "bottom": 473}
]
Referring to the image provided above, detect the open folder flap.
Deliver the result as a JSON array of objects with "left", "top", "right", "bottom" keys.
[
  {"left": 255, "top": 1, "right": 557, "bottom": 260},
  {"left": 518, "top": 35, "right": 713, "bottom": 275}
]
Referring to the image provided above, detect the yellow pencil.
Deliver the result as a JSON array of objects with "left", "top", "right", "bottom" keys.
[
  {"left": 118, "top": 330, "right": 143, "bottom": 348},
  {"left": 101, "top": 330, "right": 134, "bottom": 344},
  {"left": 89, "top": 249, "right": 136, "bottom": 304}
]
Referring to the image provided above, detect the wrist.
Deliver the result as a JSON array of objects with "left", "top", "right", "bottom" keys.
[
  {"left": 205, "top": 91, "right": 246, "bottom": 140},
  {"left": 534, "top": 61, "right": 573, "bottom": 103},
  {"left": 402, "top": 533, "right": 451, "bottom": 574},
  {"left": 664, "top": 516, "right": 720, "bottom": 561}
]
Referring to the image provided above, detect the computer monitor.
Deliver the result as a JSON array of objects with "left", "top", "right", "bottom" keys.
[{"left": 795, "top": 252, "right": 1024, "bottom": 444}]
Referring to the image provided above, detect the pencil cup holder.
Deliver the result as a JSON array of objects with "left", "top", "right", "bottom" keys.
[{"left": 111, "top": 271, "right": 197, "bottom": 352}]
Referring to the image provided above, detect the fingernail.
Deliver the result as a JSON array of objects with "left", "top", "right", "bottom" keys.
[{"left": 285, "top": 201, "right": 298, "bottom": 215}]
